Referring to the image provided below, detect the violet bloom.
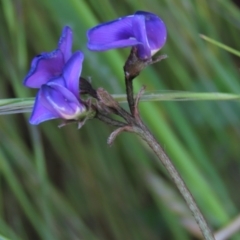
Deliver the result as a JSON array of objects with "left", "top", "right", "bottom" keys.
[
  {"left": 29, "top": 51, "right": 86, "bottom": 125},
  {"left": 87, "top": 11, "right": 167, "bottom": 60},
  {"left": 24, "top": 26, "right": 73, "bottom": 88}
]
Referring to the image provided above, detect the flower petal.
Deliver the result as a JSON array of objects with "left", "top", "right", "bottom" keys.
[
  {"left": 41, "top": 82, "right": 85, "bottom": 120},
  {"left": 23, "top": 49, "right": 64, "bottom": 88},
  {"left": 62, "top": 51, "right": 84, "bottom": 98},
  {"left": 29, "top": 90, "right": 59, "bottom": 125},
  {"left": 58, "top": 26, "right": 73, "bottom": 62},
  {"left": 136, "top": 11, "right": 167, "bottom": 56},
  {"left": 132, "top": 13, "right": 151, "bottom": 59},
  {"left": 87, "top": 11, "right": 167, "bottom": 59},
  {"left": 87, "top": 16, "right": 140, "bottom": 51},
  {"left": 29, "top": 81, "right": 86, "bottom": 125}
]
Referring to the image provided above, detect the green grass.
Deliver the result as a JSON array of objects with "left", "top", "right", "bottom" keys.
[{"left": 0, "top": 0, "right": 240, "bottom": 239}]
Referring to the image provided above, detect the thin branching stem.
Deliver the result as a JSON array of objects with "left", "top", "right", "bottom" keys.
[
  {"left": 133, "top": 121, "right": 215, "bottom": 240},
  {"left": 96, "top": 112, "right": 126, "bottom": 127},
  {"left": 121, "top": 48, "right": 215, "bottom": 240},
  {"left": 124, "top": 76, "right": 135, "bottom": 115}
]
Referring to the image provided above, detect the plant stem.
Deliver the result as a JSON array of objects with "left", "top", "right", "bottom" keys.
[
  {"left": 124, "top": 76, "right": 135, "bottom": 115},
  {"left": 134, "top": 120, "right": 215, "bottom": 240},
  {"left": 123, "top": 47, "right": 143, "bottom": 115},
  {"left": 122, "top": 47, "right": 214, "bottom": 240},
  {"left": 96, "top": 112, "right": 126, "bottom": 127}
]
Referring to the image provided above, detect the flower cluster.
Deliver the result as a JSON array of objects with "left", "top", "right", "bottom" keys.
[
  {"left": 24, "top": 11, "right": 167, "bottom": 125},
  {"left": 87, "top": 11, "right": 167, "bottom": 59},
  {"left": 24, "top": 27, "right": 86, "bottom": 125}
]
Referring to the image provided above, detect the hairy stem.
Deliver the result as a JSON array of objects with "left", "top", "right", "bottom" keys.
[
  {"left": 124, "top": 76, "right": 135, "bottom": 115},
  {"left": 122, "top": 47, "right": 214, "bottom": 240},
  {"left": 134, "top": 121, "right": 215, "bottom": 240}
]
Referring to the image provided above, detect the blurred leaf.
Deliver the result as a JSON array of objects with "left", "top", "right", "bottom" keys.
[{"left": 200, "top": 34, "right": 240, "bottom": 57}]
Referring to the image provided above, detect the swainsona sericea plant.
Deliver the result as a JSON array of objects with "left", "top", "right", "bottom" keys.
[
  {"left": 22, "top": 11, "right": 214, "bottom": 240},
  {"left": 23, "top": 26, "right": 86, "bottom": 125},
  {"left": 23, "top": 11, "right": 167, "bottom": 126},
  {"left": 87, "top": 11, "right": 167, "bottom": 59}
]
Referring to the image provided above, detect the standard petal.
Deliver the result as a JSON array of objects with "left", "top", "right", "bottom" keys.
[
  {"left": 29, "top": 90, "right": 59, "bottom": 125},
  {"left": 23, "top": 49, "right": 64, "bottom": 88},
  {"left": 42, "top": 82, "right": 85, "bottom": 120},
  {"left": 87, "top": 16, "right": 140, "bottom": 51},
  {"left": 62, "top": 51, "right": 84, "bottom": 98},
  {"left": 58, "top": 26, "right": 73, "bottom": 62},
  {"left": 132, "top": 13, "right": 151, "bottom": 59}
]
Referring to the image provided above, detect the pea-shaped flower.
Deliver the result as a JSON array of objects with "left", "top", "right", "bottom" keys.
[
  {"left": 87, "top": 11, "right": 167, "bottom": 60},
  {"left": 29, "top": 51, "right": 86, "bottom": 125},
  {"left": 24, "top": 26, "right": 73, "bottom": 88}
]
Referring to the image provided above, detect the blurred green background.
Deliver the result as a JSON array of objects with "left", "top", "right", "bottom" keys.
[{"left": 0, "top": 0, "right": 240, "bottom": 239}]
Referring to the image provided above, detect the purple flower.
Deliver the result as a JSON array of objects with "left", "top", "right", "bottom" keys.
[
  {"left": 87, "top": 11, "right": 167, "bottom": 59},
  {"left": 29, "top": 51, "right": 86, "bottom": 125},
  {"left": 24, "top": 26, "right": 73, "bottom": 88}
]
